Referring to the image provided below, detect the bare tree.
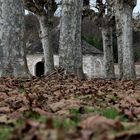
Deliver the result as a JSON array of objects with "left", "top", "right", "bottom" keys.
[
  {"left": 113, "top": 0, "right": 136, "bottom": 80},
  {"left": 83, "top": 0, "right": 115, "bottom": 78},
  {"left": 23, "top": 0, "right": 57, "bottom": 74},
  {"left": 96, "top": 0, "right": 115, "bottom": 79},
  {"left": 59, "top": 0, "right": 84, "bottom": 78},
  {"left": 0, "top": 0, "right": 30, "bottom": 77}
]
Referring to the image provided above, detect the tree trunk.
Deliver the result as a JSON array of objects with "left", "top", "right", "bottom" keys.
[
  {"left": 0, "top": 1, "right": 3, "bottom": 76},
  {"left": 114, "top": 2, "right": 124, "bottom": 79},
  {"left": 75, "top": 0, "right": 84, "bottom": 78},
  {"left": 0, "top": 0, "right": 30, "bottom": 77},
  {"left": 101, "top": 27, "right": 115, "bottom": 79},
  {"left": 37, "top": 15, "right": 54, "bottom": 74},
  {"left": 114, "top": 0, "right": 136, "bottom": 80},
  {"left": 59, "top": 0, "right": 77, "bottom": 73},
  {"left": 59, "top": 0, "right": 84, "bottom": 78},
  {"left": 122, "top": 4, "right": 136, "bottom": 80}
]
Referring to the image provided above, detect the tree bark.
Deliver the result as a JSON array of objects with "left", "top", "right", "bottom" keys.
[
  {"left": 37, "top": 15, "right": 54, "bottom": 74},
  {"left": 0, "top": 0, "right": 30, "bottom": 77},
  {"left": 91, "top": 0, "right": 115, "bottom": 79},
  {"left": 23, "top": 0, "right": 56, "bottom": 75},
  {"left": 122, "top": 4, "right": 136, "bottom": 80},
  {"left": 114, "top": 0, "right": 136, "bottom": 80},
  {"left": 0, "top": 1, "right": 3, "bottom": 76},
  {"left": 114, "top": 2, "right": 124, "bottom": 79},
  {"left": 102, "top": 27, "right": 115, "bottom": 79},
  {"left": 75, "top": 0, "right": 84, "bottom": 78},
  {"left": 59, "top": 0, "right": 84, "bottom": 78}
]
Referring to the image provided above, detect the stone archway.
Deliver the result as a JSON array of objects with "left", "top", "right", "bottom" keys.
[
  {"left": 35, "top": 61, "right": 44, "bottom": 77},
  {"left": 94, "top": 59, "right": 103, "bottom": 76}
]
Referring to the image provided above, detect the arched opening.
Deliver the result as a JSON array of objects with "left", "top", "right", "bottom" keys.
[
  {"left": 94, "top": 60, "right": 102, "bottom": 76},
  {"left": 35, "top": 61, "right": 44, "bottom": 77}
]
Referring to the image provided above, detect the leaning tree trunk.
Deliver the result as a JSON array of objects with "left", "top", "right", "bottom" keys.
[
  {"left": 101, "top": 26, "right": 115, "bottom": 79},
  {"left": 59, "top": 0, "right": 84, "bottom": 78},
  {"left": 122, "top": 3, "right": 136, "bottom": 80},
  {"left": 0, "top": 0, "right": 30, "bottom": 77},
  {"left": 37, "top": 15, "right": 54, "bottom": 74}
]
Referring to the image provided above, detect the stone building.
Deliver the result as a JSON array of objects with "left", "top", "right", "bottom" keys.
[
  {"left": 27, "top": 41, "right": 103, "bottom": 78},
  {"left": 26, "top": 27, "right": 104, "bottom": 78}
]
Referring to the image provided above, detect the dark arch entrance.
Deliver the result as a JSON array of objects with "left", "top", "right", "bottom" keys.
[{"left": 35, "top": 61, "right": 44, "bottom": 77}]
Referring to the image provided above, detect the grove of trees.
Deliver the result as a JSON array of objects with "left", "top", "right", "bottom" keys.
[{"left": 0, "top": 0, "right": 139, "bottom": 80}]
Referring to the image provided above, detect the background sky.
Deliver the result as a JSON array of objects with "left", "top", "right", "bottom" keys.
[
  {"left": 134, "top": 0, "right": 140, "bottom": 13},
  {"left": 90, "top": 0, "right": 140, "bottom": 14},
  {"left": 25, "top": 0, "right": 140, "bottom": 15}
]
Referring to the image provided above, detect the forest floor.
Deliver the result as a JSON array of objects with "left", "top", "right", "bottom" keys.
[{"left": 1, "top": 68, "right": 140, "bottom": 140}]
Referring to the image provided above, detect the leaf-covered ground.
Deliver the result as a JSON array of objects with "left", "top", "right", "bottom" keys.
[{"left": 1, "top": 68, "right": 140, "bottom": 140}]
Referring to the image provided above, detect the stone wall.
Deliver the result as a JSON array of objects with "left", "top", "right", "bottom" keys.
[
  {"left": 27, "top": 54, "right": 140, "bottom": 78},
  {"left": 114, "top": 64, "right": 140, "bottom": 77},
  {"left": 27, "top": 54, "right": 104, "bottom": 78}
]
